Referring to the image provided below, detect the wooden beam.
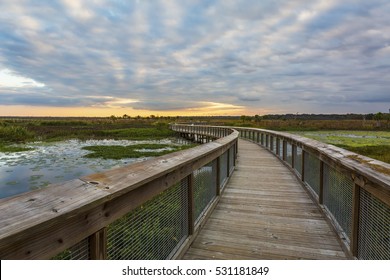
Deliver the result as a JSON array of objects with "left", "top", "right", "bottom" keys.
[
  {"left": 350, "top": 183, "right": 361, "bottom": 257},
  {"left": 187, "top": 174, "right": 195, "bottom": 236},
  {"left": 89, "top": 228, "right": 107, "bottom": 260},
  {"left": 319, "top": 161, "right": 324, "bottom": 204}
]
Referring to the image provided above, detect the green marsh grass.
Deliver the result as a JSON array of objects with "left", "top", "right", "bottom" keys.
[
  {"left": 290, "top": 130, "right": 390, "bottom": 164},
  {"left": 82, "top": 143, "right": 197, "bottom": 159}
]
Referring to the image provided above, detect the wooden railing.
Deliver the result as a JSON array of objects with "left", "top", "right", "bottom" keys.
[
  {"left": 0, "top": 125, "right": 238, "bottom": 259},
  {"left": 235, "top": 127, "right": 390, "bottom": 260}
]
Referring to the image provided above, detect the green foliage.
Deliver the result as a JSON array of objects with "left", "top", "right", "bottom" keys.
[
  {"left": 94, "top": 127, "right": 175, "bottom": 140},
  {"left": 82, "top": 143, "right": 196, "bottom": 159},
  {"left": 0, "top": 143, "right": 33, "bottom": 153},
  {"left": 39, "top": 120, "right": 89, "bottom": 126},
  {"left": 339, "top": 145, "right": 390, "bottom": 164},
  {"left": 290, "top": 131, "right": 390, "bottom": 164},
  {"left": 106, "top": 182, "right": 185, "bottom": 259},
  {"left": 0, "top": 125, "right": 35, "bottom": 142}
]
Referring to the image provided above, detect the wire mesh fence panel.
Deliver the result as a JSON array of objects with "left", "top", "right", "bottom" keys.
[
  {"left": 323, "top": 164, "right": 353, "bottom": 241},
  {"left": 358, "top": 188, "right": 390, "bottom": 259},
  {"left": 219, "top": 151, "right": 228, "bottom": 189},
  {"left": 261, "top": 134, "right": 264, "bottom": 146},
  {"left": 303, "top": 152, "right": 321, "bottom": 195},
  {"left": 266, "top": 135, "right": 269, "bottom": 149},
  {"left": 52, "top": 238, "right": 90, "bottom": 260},
  {"left": 294, "top": 147, "right": 303, "bottom": 177},
  {"left": 106, "top": 179, "right": 188, "bottom": 260},
  {"left": 229, "top": 145, "right": 235, "bottom": 174},
  {"left": 286, "top": 143, "right": 293, "bottom": 166},
  {"left": 194, "top": 160, "right": 217, "bottom": 223}
]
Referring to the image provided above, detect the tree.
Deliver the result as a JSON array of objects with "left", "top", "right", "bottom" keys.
[
  {"left": 374, "top": 112, "right": 383, "bottom": 127},
  {"left": 254, "top": 115, "right": 262, "bottom": 123}
]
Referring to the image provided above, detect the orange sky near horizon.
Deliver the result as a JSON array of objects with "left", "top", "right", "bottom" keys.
[{"left": 0, "top": 104, "right": 264, "bottom": 118}]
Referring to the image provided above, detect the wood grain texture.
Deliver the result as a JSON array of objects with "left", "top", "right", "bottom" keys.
[{"left": 182, "top": 139, "right": 349, "bottom": 260}]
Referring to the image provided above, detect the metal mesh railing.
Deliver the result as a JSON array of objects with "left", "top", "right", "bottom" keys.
[
  {"left": 293, "top": 147, "right": 303, "bottom": 177},
  {"left": 219, "top": 151, "right": 228, "bottom": 189},
  {"left": 358, "top": 188, "right": 390, "bottom": 259},
  {"left": 52, "top": 238, "right": 90, "bottom": 260},
  {"left": 194, "top": 160, "right": 217, "bottom": 223},
  {"left": 106, "top": 179, "right": 188, "bottom": 260},
  {"left": 323, "top": 164, "right": 353, "bottom": 240},
  {"left": 304, "top": 152, "right": 321, "bottom": 195}
]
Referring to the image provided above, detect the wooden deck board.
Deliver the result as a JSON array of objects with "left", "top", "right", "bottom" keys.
[{"left": 182, "top": 139, "right": 348, "bottom": 260}]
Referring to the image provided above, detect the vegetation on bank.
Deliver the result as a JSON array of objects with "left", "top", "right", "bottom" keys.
[
  {"left": 290, "top": 130, "right": 390, "bottom": 164},
  {"left": 82, "top": 143, "right": 197, "bottom": 159},
  {"left": 0, "top": 118, "right": 175, "bottom": 152}
]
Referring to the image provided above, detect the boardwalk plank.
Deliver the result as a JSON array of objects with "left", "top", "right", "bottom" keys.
[{"left": 182, "top": 139, "right": 348, "bottom": 260}]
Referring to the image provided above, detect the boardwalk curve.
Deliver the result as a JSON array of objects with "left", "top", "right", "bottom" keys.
[{"left": 183, "top": 139, "right": 348, "bottom": 259}]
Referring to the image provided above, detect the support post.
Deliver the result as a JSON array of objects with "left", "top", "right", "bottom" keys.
[
  {"left": 187, "top": 174, "right": 195, "bottom": 236},
  {"left": 301, "top": 150, "right": 305, "bottom": 182},
  {"left": 319, "top": 161, "right": 324, "bottom": 204},
  {"left": 351, "top": 183, "right": 361, "bottom": 258},
  {"left": 216, "top": 157, "right": 221, "bottom": 196},
  {"left": 89, "top": 228, "right": 107, "bottom": 260}
]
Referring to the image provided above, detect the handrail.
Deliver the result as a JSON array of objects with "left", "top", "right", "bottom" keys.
[
  {"left": 234, "top": 127, "right": 390, "bottom": 260},
  {"left": 0, "top": 125, "right": 238, "bottom": 259}
]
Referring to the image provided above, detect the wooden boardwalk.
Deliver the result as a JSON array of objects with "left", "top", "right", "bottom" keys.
[{"left": 183, "top": 139, "right": 348, "bottom": 260}]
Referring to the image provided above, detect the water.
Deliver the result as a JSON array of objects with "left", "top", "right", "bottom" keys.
[{"left": 0, "top": 138, "right": 189, "bottom": 199}]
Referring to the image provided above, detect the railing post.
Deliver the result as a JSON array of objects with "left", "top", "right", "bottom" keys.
[
  {"left": 187, "top": 174, "right": 195, "bottom": 236},
  {"left": 301, "top": 150, "right": 305, "bottom": 182},
  {"left": 89, "top": 228, "right": 107, "bottom": 260},
  {"left": 216, "top": 157, "right": 221, "bottom": 196},
  {"left": 319, "top": 161, "right": 324, "bottom": 204},
  {"left": 291, "top": 144, "right": 296, "bottom": 169},
  {"left": 226, "top": 148, "right": 230, "bottom": 178},
  {"left": 351, "top": 183, "right": 361, "bottom": 258}
]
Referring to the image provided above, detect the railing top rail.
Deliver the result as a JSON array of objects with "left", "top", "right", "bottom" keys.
[
  {"left": 234, "top": 127, "right": 390, "bottom": 192},
  {"left": 0, "top": 126, "right": 238, "bottom": 258}
]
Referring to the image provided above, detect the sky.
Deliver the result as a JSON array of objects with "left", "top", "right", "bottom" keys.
[{"left": 0, "top": 0, "right": 389, "bottom": 117}]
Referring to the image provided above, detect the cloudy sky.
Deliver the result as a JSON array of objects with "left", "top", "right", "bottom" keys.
[{"left": 0, "top": 0, "right": 389, "bottom": 117}]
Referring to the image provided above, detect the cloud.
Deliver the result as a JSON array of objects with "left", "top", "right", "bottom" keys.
[
  {"left": 0, "top": 69, "right": 45, "bottom": 88},
  {"left": 0, "top": 0, "right": 389, "bottom": 115}
]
